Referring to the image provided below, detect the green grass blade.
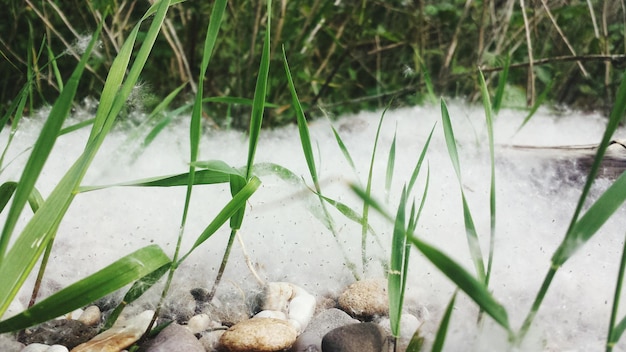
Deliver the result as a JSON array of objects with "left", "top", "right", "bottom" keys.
[
  {"left": 0, "top": 26, "right": 102, "bottom": 260},
  {"left": 328, "top": 123, "right": 359, "bottom": 180},
  {"left": 179, "top": 176, "right": 261, "bottom": 263},
  {"left": 245, "top": 0, "right": 272, "bottom": 180},
  {"left": 0, "top": 85, "right": 29, "bottom": 170},
  {"left": 432, "top": 291, "right": 458, "bottom": 352},
  {"left": 441, "top": 98, "right": 486, "bottom": 282},
  {"left": 385, "top": 128, "right": 397, "bottom": 204},
  {"left": 517, "top": 69, "right": 626, "bottom": 343},
  {"left": 407, "top": 124, "right": 435, "bottom": 194},
  {"left": 408, "top": 235, "right": 511, "bottom": 334},
  {"left": 0, "top": 245, "right": 170, "bottom": 332},
  {"left": 609, "top": 315, "right": 626, "bottom": 350},
  {"left": 492, "top": 55, "right": 510, "bottom": 114},
  {"left": 389, "top": 186, "right": 408, "bottom": 337},
  {"left": 478, "top": 70, "right": 497, "bottom": 286},
  {"left": 283, "top": 46, "right": 319, "bottom": 187},
  {"left": 103, "top": 263, "right": 171, "bottom": 330},
  {"left": 516, "top": 79, "right": 554, "bottom": 133},
  {"left": 78, "top": 170, "right": 231, "bottom": 192},
  {"left": 607, "top": 235, "right": 626, "bottom": 351}
]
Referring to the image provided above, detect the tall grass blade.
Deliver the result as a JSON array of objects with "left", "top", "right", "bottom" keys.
[
  {"left": 0, "top": 245, "right": 170, "bottom": 331},
  {"left": 607, "top": 235, "right": 626, "bottom": 351},
  {"left": 0, "top": 26, "right": 101, "bottom": 260},
  {"left": 517, "top": 69, "right": 626, "bottom": 343},
  {"left": 432, "top": 291, "right": 458, "bottom": 352},
  {"left": 0, "top": 0, "right": 172, "bottom": 318},
  {"left": 477, "top": 70, "right": 497, "bottom": 286},
  {"left": 408, "top": 235, "right": 511, "bottom": 334},
  {"left": 440, "top": 98, "right": 486, "bottom": 282},
  {"left": 516, "top": 79, "right": 554, "bottom": 133},
  {"left": 385, "top": 129, "right": 397, "bottom": 203},
  {"left": 492, "top": 55, "right": 510, "bottom": 114},
  {"left": 407, "top": 125, "right": 435, "bottom": 194},
  {"left": 78, "top": 169, "right": 231, "bottom": 192},
  {"left": 389, "top": 187, "right": 408, "bottom": 338},
  {"left": 283, "top": 46, "right": 360, "bottom": 279},
  {"left": 329, "top": 123, "right": 359, "bottom": 179}
]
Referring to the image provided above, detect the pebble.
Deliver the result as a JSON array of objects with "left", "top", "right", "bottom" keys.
[
  {"left": 22, "top": 344, "right": 69, "bottom": 352},
  {"left": 186, "top": 313, "right": 211, "bottom": 334},
  {"left": 292, "top": 308, "right": 359, "bottom": 352},
  {"left": 321, "top": 322, "right": 387, "bottom": 352},
  {"left": 378, "top": 313, "right": 421, "bottom": 341},
  {"left": 21, "top": 319, "right": 96, "bottom": 349},
  {"left": 219, "top": 317, "right": 298, "bottom": 352},
  {"left": 260, "top": 282, "right": 316, "bottom": 333},
  {"left": 142, "top": 323, "right": 204, "bottom": 352},
  {"left": 77, "top": 306, "right": 101, "bottom": 327},
  {"left": 70, "top": 310, "right": 154, "bottom": 352},
  {"left": 337, "top": 279, "right": 389, "bottom": 318}
]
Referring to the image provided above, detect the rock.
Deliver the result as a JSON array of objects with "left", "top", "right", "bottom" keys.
[
  {"left": 142, "top": 323, "right": 204, "bottom": 352},
  {"left": 260, "top": 282, "right": 316, "bottom": 333},
  {"left": 0, "top": 333, "right": 24, "bottom": 352},
  {"left": 292, "top": 308, "right": 359, "bottom": 352},
  {"left": 22, "top": 344, "right": 69, "bottom": 352},
  {"left": 70, "top": 310, "right": 154, "bottom": 352},
  {"left": 321, "top": 323, "right": 387, "bottom": 352},
  {"left": 338, "top": 279, "right": 388, "bottom": 319},
  {"left": 77, "top": 306, "right": 101, "bottom": 327},
  {"left": 199, "top": 330, "right": 225, "bottom": 351},
  {"left": 186, "top": 313, "right": 211, "bottom": 334},
  {"left": 219, "top": 317, "right": 298, "bottom": 352},
  {"left": 20, "top": 319, "right": 97, "bottom": 349},
  {"left": 378, "top": 313, "right": 421, "bottom": 341},
  {"left": 161, "top": 291, "right": 196, "bottom": 323}
]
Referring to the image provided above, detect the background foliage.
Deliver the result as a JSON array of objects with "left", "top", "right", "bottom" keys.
[{"left": 0, "top": 0, "right": 625, "bottom": 128}]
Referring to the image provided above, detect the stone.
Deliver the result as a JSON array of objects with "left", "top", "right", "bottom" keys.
[
  {"left": 77, "top": 306, "right": 101, "bottom": 327},
  {"left": 260, "top": 282, "right": 316, "bottom": 333},
  {"left": 186, "top": 313, "right": 211, "bottom": 334},
  {"left": 142, "top": 323, "right": 204, "bottom": 352},
  {"left": 219, "top": 317, "right": 298, "bottom": 352},
  {"left": 70, "top": 310, "right": 154, "bottom": 352},
  {"left": 199, "top": 330, "right": 225, "bottom": 351},
  {"left": 378, "top": 313, "right": 421, "bottom": 341},
  {"left": 20, "top": 319, "right": 97, "bottom": 349},
  {"left": 292, "top": 308, "right": 359, "bottom": 352},
  {"left": 0, "top": 333, "right": 24, "bottom": 352},
  {"left": 321, "top": 323, "right": 387, "bottom": 352},
  {"left": 338, "top": 279, "right": 388, "bottom": 319},
  {"left": 22, "top": 344, "right": 69, "bottom": 352}
]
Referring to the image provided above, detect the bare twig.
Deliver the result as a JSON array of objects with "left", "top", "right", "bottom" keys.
[
  {"left": 540, "top": 0, "right": 589, "bottom": 78},
  {"left": 520, "top": 0, "right": 536, "bottom": 107},
  {"left": 479, "top": 54, "right": 626, "bottom": 73}
]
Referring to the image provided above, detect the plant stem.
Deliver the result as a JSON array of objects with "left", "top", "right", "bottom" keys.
[
  {"left": 207, "top": 229, "right": 238, "bottom": 303},
  {"left": 516, "top": 266, "right": 558, "bottom": 343}
]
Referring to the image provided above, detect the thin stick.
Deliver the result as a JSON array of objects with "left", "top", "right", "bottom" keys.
[
  {"left": 520, "top": 0, "right": 536, "bottom": 107},
  {"left": 540, "top": 0, "right": 589, "bottom": 78}
]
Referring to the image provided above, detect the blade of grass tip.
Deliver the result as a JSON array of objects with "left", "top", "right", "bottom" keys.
[
  {"left": 361, "top": 102, "right": 393, "bottom": 273},
  {"left": 432, "top": 291, "right": 458, "bottom": 352},
  {"left": 328, "top": 122, "right": 360, "bottom": 183},
  {"left": 47, "top": 43, "right": 63, "bottom": 91},
  {"left": 516, "top": 78, "right": 554, "bottom": 133},
  {"left": 245, "top": 0, "right": 272, "bottom": 180},
  {"left": 282, "top": 46, "right": 319, "bottom": 187},
  {"left": 385, "top": 126, "right": 397, "bottom": 204},
  {"left": 421, "top": 61, "right": 437, "bottom": 104},
  {"left": 408, "top": 235, "right": 512, "bottom": 335},
  {"left": 0, "top": 85, "right": 29, "bottom": 170},
  {"left": 492, "top": 54, "right": 510, "bottom": 114},
  {"left": 478, "top": 70, "right": 497, "bottom": 286},
  {"left": 440, "top": 98, "right": 486, "bottom": 282},
  {"left": 389, "top": 186, "right": 408, "bottom": 339},
  {"left": 0, "top": 245, "right": 171, "bottom": 332},
  {"left": 607, "top": 233, "right": 626, "bottom": 351},
  {"left": 0, "top": 22, "right": 103, "bottom": 261},
  {"left": 407, "top": 124, "right": 435, "bottom": 195},
  {"left": 283, "top": 47, "right": 360, "bottom": 279},
  {"left": 518, "top": 69, "right": 626, "bottom": 343}
]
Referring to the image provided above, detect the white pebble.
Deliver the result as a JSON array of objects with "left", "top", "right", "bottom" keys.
[
  {"left": 21, "top": 343, "right": 49, "bottom": 352},
  {"left": 45, "top": 345, "right": 69, "bottom": 352},
  {"left": 77, "top": 306, "right": 101, "bottom": 326},
  {"left": 254, "top": 310, "right": 287, "bottom": 320},
  {"left": 186, "top": 313, "right": 211, "bottom": 334}
]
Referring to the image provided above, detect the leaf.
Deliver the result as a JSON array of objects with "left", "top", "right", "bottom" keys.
[
  {"left": 432, "top": 291, "right": 457, "bottom": 352},
  {"left": 0, "top": 245, "right": 171, "bottom": 332}
]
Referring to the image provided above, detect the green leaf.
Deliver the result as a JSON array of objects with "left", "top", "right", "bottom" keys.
[
  {"left": 0, "top": 245, "right": 171, "bottom": 332},
  {"left": 408, "top": 235, "right": 511, "bottom": 334},
  {"left": 432, "top": 292, "right": 457, "bottom": 352},
  {"left": 389, "top": 187, "right": 408, "bottom": 337}
]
